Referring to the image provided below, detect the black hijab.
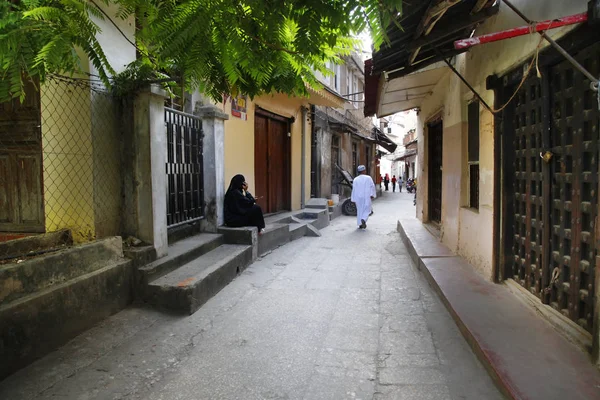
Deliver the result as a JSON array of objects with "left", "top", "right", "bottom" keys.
[{"left": 226, "top": 174, "right": 245, "bottom": 197}]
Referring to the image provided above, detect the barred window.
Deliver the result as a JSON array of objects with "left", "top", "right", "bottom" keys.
[{"left": 468, "top": 100, "right": 480, "bottom": 209}]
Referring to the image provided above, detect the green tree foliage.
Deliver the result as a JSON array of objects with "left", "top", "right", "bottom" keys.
[{"left": 0, "top": 0, "right": 403, "bottom": 101}]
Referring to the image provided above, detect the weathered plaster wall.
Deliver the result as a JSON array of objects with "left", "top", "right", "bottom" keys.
[
  {"left": 415, "top": 0, "right": 589, "bottom": 279},
  {"left": 319, "top": 128, "right": 333, "bottom": 198},
  {"left": 222, "top": 93, "right": 311, "bottom": 211}
]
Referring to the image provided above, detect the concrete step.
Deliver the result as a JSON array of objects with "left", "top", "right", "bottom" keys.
[
  {"left": 258, "top": 223, "right": 290, "bottom": 255},
  {"left": 0, "top": 237, "right": 124, "bottom": 305},
  {"left": 0, "top": 257, "right": 132, "bottom": 380},
  {"left": 137, "top": 233, "right": 224, "bottom": 286},
  {"left": 145, "top": 244, "right": 252, "bottom": 314},
  {"left": 289, "top": 223, "right": 308, "bottom": 241}
]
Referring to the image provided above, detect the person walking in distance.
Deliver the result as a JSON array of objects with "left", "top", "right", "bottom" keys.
[
  {"left": 391, "top": 175, "right": 397, "bottom": 192},
  {"left": 351, "top": 165, "right": 376, "bottom": 229},
  {"left": 398, "top": 176, "right": 403, "bottom": 192},
  {"left": 384, "top": 173, "right": 390, "bottom": 191}
]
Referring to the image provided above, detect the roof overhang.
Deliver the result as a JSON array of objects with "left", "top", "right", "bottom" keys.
[
  {"left": 364, "top": 0, "right": 499, "bottom": 117},
  {"left": 377, "top": 62, "right": 448, "bottom": 117},
  {"left": 393, "top": 148, "right": 418, "bottom": 161},
  {"left": 305, "top": 83, "right": 346, "bottom": 108}
]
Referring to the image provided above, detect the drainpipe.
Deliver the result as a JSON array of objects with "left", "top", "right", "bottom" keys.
[{"left": 301, "top": 106, "right": 307, "bottom": 208}]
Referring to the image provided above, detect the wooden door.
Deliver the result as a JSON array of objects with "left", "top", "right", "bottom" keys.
[
  {"left": 254, "top": 110, "right": 291, "bottom": 214},
  {"left": 428, "top": 121, "right": 443, "bottom": 223},
  {"left": 0, "top": 81, "right": 44, "bottom": 232},
  {"left": 254, "top": 114, "right": 269, "bottom": 212},
  {"left": 502, "top": 37, "right": 600, "bottom": 333}
]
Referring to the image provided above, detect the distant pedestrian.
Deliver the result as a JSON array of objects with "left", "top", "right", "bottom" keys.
[
  {"left": 351, "top": 165, "right": 376, "bottom": 229},
  {"left": 384, "top": 174, "right": 390, "bottom": 191},
  {"left": 391, "top": 175, "right": 397, "bottom": 192},
  {"left": 398, "top": 176, "right": 403, "bottom": 192}
]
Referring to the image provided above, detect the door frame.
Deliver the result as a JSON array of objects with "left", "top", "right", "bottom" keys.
[
  {"left": 255, "top": 107, "right": 292, "bottom": 213},
  {"left": 427, "top": 118, "right": 443, "bottom": 224},
  {"left": 0, "top": 81, "right": 45, "bottom": 233},
  {"left": 490, "top": 24, "right": 600, "bottom": 355}
]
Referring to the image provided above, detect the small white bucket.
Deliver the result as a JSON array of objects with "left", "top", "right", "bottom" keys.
[{"left": 331, "top": 194, "right": 340, "bottom": 205}]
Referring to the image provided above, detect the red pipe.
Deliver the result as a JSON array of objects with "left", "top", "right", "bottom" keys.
[{"left": 454, "top": 12, "right": 588, "bottom": 50}]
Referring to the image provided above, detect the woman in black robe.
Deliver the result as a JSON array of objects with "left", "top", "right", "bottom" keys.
[{"left": 224, "top": 174, "right": 265, "bottom": 233}]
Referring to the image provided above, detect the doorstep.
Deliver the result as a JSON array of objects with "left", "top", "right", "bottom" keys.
[{"left": 397, "top": 217, "right": 600, "bottom": 400}]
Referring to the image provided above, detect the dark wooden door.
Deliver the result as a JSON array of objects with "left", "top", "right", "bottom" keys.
[
  {"left": 502, "top": 38, "right": 599, "bottom": 333},
  {"left": 0, "top": 81, "right": 44, "bottom": 232},
  {"left": 254, "top": 111, "right": 291, "bottom": 214},
  {"left": 428, "top": 120, "right": 443, "bottom": 223}
]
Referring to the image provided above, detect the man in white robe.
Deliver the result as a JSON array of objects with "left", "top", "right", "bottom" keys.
[{"left": 351, "top": 165, "right": 376, "bottom": 229}]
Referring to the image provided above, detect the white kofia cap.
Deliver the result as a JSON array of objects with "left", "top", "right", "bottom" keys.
[{"left": 357, "top": 165, "right": 366, "bottom": 172}]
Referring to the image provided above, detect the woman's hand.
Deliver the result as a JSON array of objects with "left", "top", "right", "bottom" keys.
[{"left": 242, "top": 182, "right": 248, "bottom": 191}]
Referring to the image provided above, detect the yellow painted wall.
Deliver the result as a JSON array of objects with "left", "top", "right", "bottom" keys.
[
  {"left": 41, "top": 79, "right": 95, "bottom": 242},
  {"left": 416, "top": 0, "right": 589, "bottom": 279},
  {"left": 38, "top": 3, "right": 136, "bottom": 242},
  {"left": 223, "top": 93, "right": 312, "bottom": 211}
]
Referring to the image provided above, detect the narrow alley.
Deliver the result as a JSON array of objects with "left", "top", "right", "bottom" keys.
[{"left": 0, "top": 192, "right": 503, "bottom": 400}]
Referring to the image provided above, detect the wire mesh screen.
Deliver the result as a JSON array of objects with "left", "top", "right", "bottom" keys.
[{"left": 0, "top": 75, "right": 122, "bottom": 246}]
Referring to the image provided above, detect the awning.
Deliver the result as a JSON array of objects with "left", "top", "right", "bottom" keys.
[
  {"left": 376, "top": 62, "right": 448, "bottom": 117},
  {"left": 365, "top": 0, "right": 499, "bottom": 117},
  {"left": 373, "top": 127, "right": 398, "bottom": 153}
]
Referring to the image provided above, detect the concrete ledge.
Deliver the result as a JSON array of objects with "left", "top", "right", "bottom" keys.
[
  {"left": 137, "top": 234, "right": 224, "bottom": 287},
  {"left": 305, "top": 198, "right": 328, "bottom": 210},
  {"left": 328, "top": 203, "right": 343, "bottom": 221},
  {"left": 0, "top": 230, "right": 72, "bottom": 261},
  {"left": 167, "top": 221, "right": 202, "bottom": 245},
  {"left": 397, "top": 218, "right": 600, "bottom": 400},
  {"left": 258, "top": 224, "right": 290, "bottom": 256},
  {"left": 289, "top": 223, "right": 308, "bottom": 241},
  {"left": 146, "top": 244, "right": 252, "bottom": 315},
  {"left": 294, "top": 208, "right": 329, "bottom": 230},
  {"left": 218, "top": 226, "right": 258, "bottom": 260},
  {"left": 397, "top": 218, "right": 453, "bottom": 267},
  {"left": 123, "top": 245, "right": 157, "bottom": 269},
  {"left": 0, "top": 237, "right": 124, "bottom": 305},
  {"left": 0, "top": 258, "right": 133, "bottom": 380}
]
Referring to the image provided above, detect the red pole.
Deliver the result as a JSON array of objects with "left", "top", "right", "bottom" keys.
[{"left": 454, "top": 12, "right": 588, "bottom": 50}]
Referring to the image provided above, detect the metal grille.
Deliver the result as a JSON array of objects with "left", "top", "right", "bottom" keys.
[
  {"left": 548, "top": 43, "right": 599, "bottom": 330},
  {"left": 511, "top": 78, "right": 544, "bottom": 294},
  {"left": 507, "top": 41, "right": 599, "bottom": 333},
  {"left": 165, "top": 108, "right": 204, "bottom": 228},
  {"left": 0, "top": 75, "right": 122, "bottom": 245},
  {"left": 469, "top": 164, "right": 479, "bottom": 209},
  {"left": 428, "top": 121, "right": 443, "bottom": 223}
]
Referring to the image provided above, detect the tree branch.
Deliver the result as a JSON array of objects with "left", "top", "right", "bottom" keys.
[{"left": 246, "top": 34, "right": 301, "bottom": 56}]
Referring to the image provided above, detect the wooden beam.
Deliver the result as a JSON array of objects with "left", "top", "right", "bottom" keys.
[
  {"left": 410, "top": 0, "right": 461, "bottom": 65},
  {"left": 388, "top": 48, "right": 468, "bottom": 80},
  {"left": 471, "top": 0, "right": 490, "bottom": 14},
  {"left": 408, "top": 5, "right": 499, "bottom": 51}
]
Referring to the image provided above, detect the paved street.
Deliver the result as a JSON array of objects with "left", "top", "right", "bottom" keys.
[{"left": 0, "top": 190, "right": 503, "bottom": 400}]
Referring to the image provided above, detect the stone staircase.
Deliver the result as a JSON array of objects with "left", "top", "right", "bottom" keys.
[
  {"left": 136, "top": 233, "right": 252, "bottom": 315},
  {"left": 138, "top": 207, "right": 330, "bottom": 315}
]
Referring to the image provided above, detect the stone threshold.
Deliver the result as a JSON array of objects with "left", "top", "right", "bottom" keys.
[{"left": 397, "top": 217, "right": 600, "bottom": 400}]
